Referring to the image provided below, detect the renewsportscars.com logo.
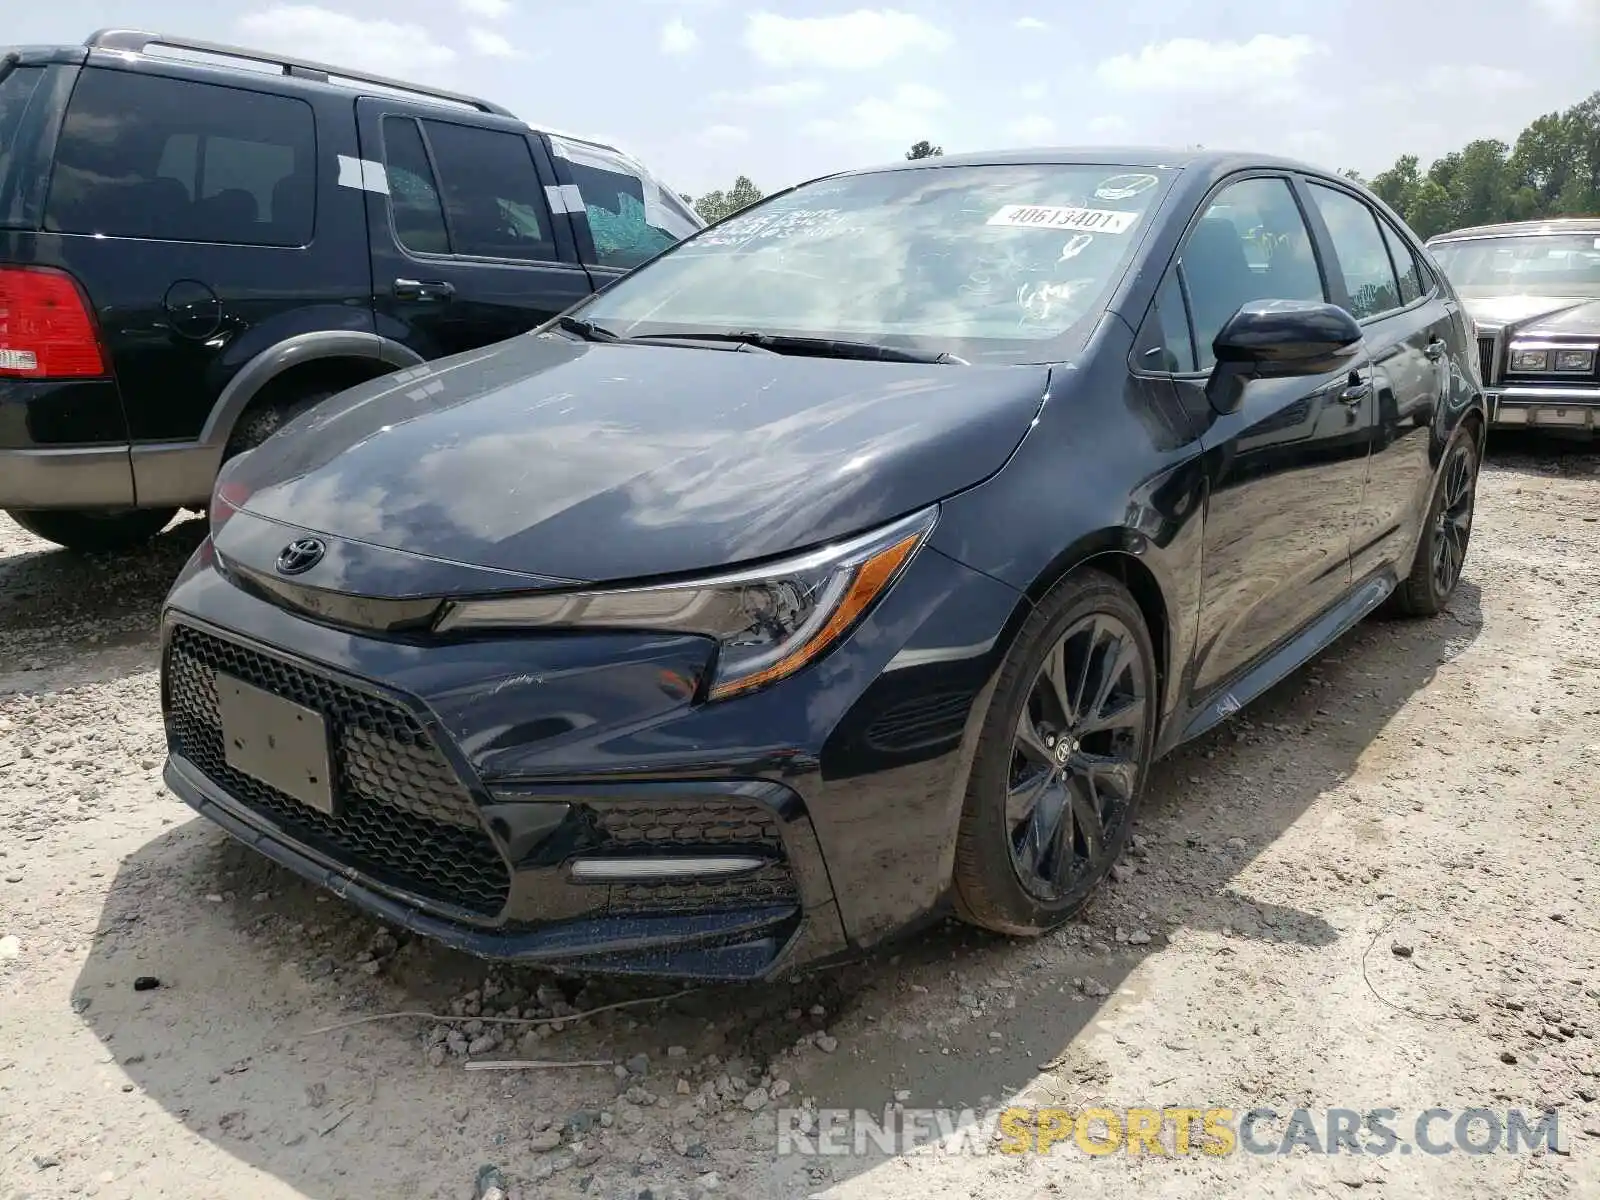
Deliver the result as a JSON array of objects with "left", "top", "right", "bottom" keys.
[{"left": 775, "top": 1105, "right": 1565, "bottom": 1157}]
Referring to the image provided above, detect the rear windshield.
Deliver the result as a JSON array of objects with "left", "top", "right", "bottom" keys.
[
  {"left": 0, "top": 63, "right": 45, "bottom": 221},
  {"left": 575, "top": 162, "right": 1174, "bottom": 364},
  {"left": 1431, "top": 234, "right": 1600, "bottom": 297}
]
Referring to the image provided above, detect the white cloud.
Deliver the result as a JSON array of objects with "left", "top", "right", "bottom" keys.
[
  {"left": 1014, "top": 16, "right": 1049, "bottom": 30},
  {"left": 458, "top": 0, "right": 511, "bottom": 17},
  {"left": 1087, "top": 114, "right": 1132, "bottom": 138},
  {"left": 1015, "top": 81, "right": 1048, "bottom": 102},
  {"left": 716, "top": 80, "right": 827, "bottom": 106},
  {"left": 661, "top": 17, "right": 699, "bottom": 55},
  {"left": 745, "top": 10, "right": 951, "bottom": 70},
  {"left": 237, "top": 7, "right": 455, "bottom": 76},
  {"left": 1421, "top": 64, "right": 1529, "bottom": 94},
  {"left": 1004, "top": 114, "right": 1056, "bottom": 144},
  {"left": 1095, "top": 34, "right": 1320, "bottom": 96},
  {"left": 806, "top": 83, "right": 946, "bottom": 146},
  {"left": 1534, "top": 0, "right": 1599, "bottom": 25},
  {"left": 466, "top": 27, "right": 517, "bottom": 57},
  {"left": 699, "top": 124, "right": 750, "bottom": 146}
]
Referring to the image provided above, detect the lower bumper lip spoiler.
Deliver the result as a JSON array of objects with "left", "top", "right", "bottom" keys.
[{"left": 163, "top": 754, "right": 802, "bottom": 977}]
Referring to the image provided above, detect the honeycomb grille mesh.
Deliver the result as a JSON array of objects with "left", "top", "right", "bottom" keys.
[{"left": 165, "top": 625, "right": 509, "bottom": 917}]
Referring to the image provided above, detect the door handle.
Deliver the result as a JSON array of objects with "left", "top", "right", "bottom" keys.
[
  {"left": 1338, "top": 379, "right": 1372, "bottom": 405},
  {"left": 1423, "top": 338, "right": 1446, "bottom": 360},
  {"left": 393, "top": 278, "right": 455, "bottom": 301}
]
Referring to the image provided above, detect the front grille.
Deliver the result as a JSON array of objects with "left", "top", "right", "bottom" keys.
[
  {"left": 165, "top": 625, "right": 510, "bottom": 917},
  {"left": 1477, "top": 334, "right": 1498, "bottom": 385},
  {"left": 587, "top": 797, "right": 799, "bottom": 916}
]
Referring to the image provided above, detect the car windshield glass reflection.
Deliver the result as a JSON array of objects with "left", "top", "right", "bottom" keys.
[
  {"left": 576, "top": 164, "right": 1175, "bottom": 363},
  {"left": 1431, "top": 234, "right": 1600, "bottom": 296}
]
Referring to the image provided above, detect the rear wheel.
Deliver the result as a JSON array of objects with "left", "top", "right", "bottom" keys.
[
  {"left": 1387, "top": 430, "right": 1478, "bottom": 617},
  {"left": 225, "top": 387, "right": 335, "bottom": 460},
  {"left": 6, "top": 506, "right": 178, "bottom": 553},
  {"left": 952, "top": 570, "right": 1157, "bottom": 935}
]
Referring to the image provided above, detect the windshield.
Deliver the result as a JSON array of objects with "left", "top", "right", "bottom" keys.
[
  {"left": 572, "top": 163, "right": 1175, "bottom": 363},
  {"left": 1430, "top": 234, "right": 1600, "bottom": 296}
]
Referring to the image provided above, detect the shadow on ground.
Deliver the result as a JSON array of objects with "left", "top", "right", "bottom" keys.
[
  {"left": 0, "top": 515, "right": 206, "bottom": 693},
  {"left": 69, "top": 568, "right": 1485, "bottom": 1197}
]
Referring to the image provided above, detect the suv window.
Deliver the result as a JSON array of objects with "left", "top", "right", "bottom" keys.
[
  {"left": 381, "top": 116, "right": 450, "bottom": 255},
  {"left": 44, "top": 69, "right": 315, "bottom": 246},
  {"left": 1180, "top": 176, "right": 1324, "bottom": 370},
  {"left": 1307, "top": 183, "right": 1400, "bottom": 319},
  {"left": 1378, "top": 218, "right": 1423, "bottom": 305},
  {"left": 0, "top": 65, "right": 45, "bottom": 209},
  {"left": 417, "top": 120, "right": 555, "bottom": 262},
  {"left": 550, "top": 135, "right": 699, "bottom": 270}
]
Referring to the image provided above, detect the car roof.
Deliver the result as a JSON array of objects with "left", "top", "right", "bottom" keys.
[
  {"left": 1428, "top": 217, "right": 1600, "bottom": 243},
  {"left": 837, "top": 146, "right": 1340, "bottom": 178}
]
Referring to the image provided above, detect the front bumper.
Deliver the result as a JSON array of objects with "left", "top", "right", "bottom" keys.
[
  {"left": 158, "top": 533, "right": 1022, "bottom": 980},
  {"left": 1487, "top": 386, "right": 1600, "bottom": 431}
]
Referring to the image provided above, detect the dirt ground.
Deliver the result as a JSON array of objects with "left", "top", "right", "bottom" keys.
[{"left": 2, "top": 433, "right": 1597, "bottom": 1200}]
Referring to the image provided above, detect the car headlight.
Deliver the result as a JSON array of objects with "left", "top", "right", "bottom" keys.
[
  {"left": 434, "top": 506, "right": 938, "bottom": 700},
  {"left": 1553, "top": 348, "right": 1596, "bottom": 374},
  {"left": 1510, "top": 347, "right": 1550, "bottom": 373}
]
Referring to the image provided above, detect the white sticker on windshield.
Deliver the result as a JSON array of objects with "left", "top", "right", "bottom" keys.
[
  {"left": 1095, "top": 173, "right": 1159, "bottom": 201},
  {"left": 987, "top": 204, "right": 1139, "bottom": 234},
  {"left": 1594, "top": 237, "right": 1600, "bottom": 249}
]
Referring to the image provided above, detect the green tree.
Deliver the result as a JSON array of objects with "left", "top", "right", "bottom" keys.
[
  {"left": 1366, "top": 88, "right": 1600, "bottom": 236},
  {"left": 905, "top": 140, "right": 944, "bottom": 160},
  {"left": 692, "top": 175, "right": 764, "bottom": 224}
]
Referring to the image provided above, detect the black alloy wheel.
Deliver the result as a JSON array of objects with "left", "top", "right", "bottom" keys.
[
  {"left": 1431, "top": 442, "right": 1475, "bottom": 598},
  {"left": 953, "top": 570, "right": 1157, "bottom": 935},
  {"left": 1388, "top": 428, "right": 1478, "bottom": 617},
  {"left": 1006, "top": 612, "right": 1147, "bottom": 900}
]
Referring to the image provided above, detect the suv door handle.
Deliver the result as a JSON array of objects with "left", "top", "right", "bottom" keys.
[
  {"left": 393, "top": 278, "right": 455, "bottom": 301},
  {"left": 1423, "top": 338, "right": 1446, "bottom": 360},
  {"left": 1338, "top": 378, "right": 1372, "bottom": 405}
]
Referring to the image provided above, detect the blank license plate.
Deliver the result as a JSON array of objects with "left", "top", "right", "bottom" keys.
[{"left": 216, "top": 671, "right": 336, "bottom": 816}]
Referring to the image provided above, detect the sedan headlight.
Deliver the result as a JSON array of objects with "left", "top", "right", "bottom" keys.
[
  {"left": 1510, "top": 347, "right": 1550, "bottom": 373},
  {"left": 1554, "top": 348, "right": 1596, "bottom": 374},
  {"left": 435, "top": 506, "right": 939, "bottom": 700}
]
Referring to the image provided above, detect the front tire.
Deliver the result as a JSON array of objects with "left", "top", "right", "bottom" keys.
[
  {"left": 6, "top": 506, "right": 178, "bottom": 553},
  {"left": 1388, "top": 429, "right": 1478, "bottom": 617},
  {"left": 952, "top": 569, "right": 1157, "bottom": 936}
]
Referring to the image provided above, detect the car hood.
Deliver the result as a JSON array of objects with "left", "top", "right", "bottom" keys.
[
  {"left": 224, "top": 335, "right": 1050, "bottom": 586},
  {"left": 1459, "top": 293, "right": 1600, "bottom": 336}
]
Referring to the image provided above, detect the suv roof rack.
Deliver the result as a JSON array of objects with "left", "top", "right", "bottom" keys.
[{"left": 84, "top": 28, "right": 516, "bottom": 117}]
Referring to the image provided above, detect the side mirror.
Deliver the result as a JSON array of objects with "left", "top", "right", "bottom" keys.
[{"left": 1205, "top": 299, "right": 1363, "bottom": 414}]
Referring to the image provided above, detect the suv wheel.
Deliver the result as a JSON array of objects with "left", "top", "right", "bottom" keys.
[
  {"left": 952, "top": 569, "right": 1157, "bottom": 936},
  {"left": 225, "top": 388, "right": 335, "bottom": 460},
  {"left": 7, "top": 507, "right": 178, "bottom": 553}
]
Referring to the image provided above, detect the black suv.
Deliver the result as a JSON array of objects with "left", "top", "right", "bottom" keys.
[{"left": 0, "top": 30, "right": 700, "bottom": 551}]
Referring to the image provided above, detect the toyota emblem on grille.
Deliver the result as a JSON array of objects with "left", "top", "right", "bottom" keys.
[{"left": 276, "top": 537, "right": 326, "bottom": 575}]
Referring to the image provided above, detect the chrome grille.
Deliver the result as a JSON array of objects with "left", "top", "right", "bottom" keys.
[{"left": 1477, "top": 333, "right": 1499, "bottom": 385}]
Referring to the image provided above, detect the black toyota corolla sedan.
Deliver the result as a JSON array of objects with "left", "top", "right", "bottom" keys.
[{"left": 160, "top": 149, "right": 1485, "bottom": 980}]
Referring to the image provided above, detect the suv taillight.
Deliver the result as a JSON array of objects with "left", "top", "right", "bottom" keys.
[{"left": 0, "top": 266, "right": 107, "bottom": 378}]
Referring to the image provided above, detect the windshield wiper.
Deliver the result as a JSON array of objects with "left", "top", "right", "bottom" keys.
[
  {"left": 554, "top": 315, "right": 624, "bottom": 343},
  {"left": 631, "top": 331, "right": 962, "bottom": 364}
]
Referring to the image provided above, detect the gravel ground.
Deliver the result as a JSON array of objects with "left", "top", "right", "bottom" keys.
[{"left": 2, "top": 433, "right": 1598, "bottom": 1200}]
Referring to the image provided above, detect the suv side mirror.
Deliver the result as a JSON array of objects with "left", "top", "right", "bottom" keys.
[{"left": 1205, "top": 299, "right": 1364, "bottom": 414}]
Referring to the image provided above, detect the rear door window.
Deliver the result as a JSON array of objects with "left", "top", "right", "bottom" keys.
[
  {"left": 1307, "top": 183, "right": 1401, "bottom": 319},
  {"left": 381, "top": 116, "right": 450, "bottom": 255},
  {"left": 44, "top": 68, "right": 315, "bottom": 246},
  {"left": 1378, "top": 218, "right": 1424, "bottom": 306},
  {"left": 549, "top": 135, "right": 699, "bottom": 270},
  {"left": 0, "top": 64, "right": 44, "bottom": 206},
  {"left": 416, "top": 119, "right": 557, "bottom": 262}
]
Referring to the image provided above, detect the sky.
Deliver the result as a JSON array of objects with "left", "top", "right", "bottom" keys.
[{"left": 11, "top": 1, "right": 1599, "bottom": 199}]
